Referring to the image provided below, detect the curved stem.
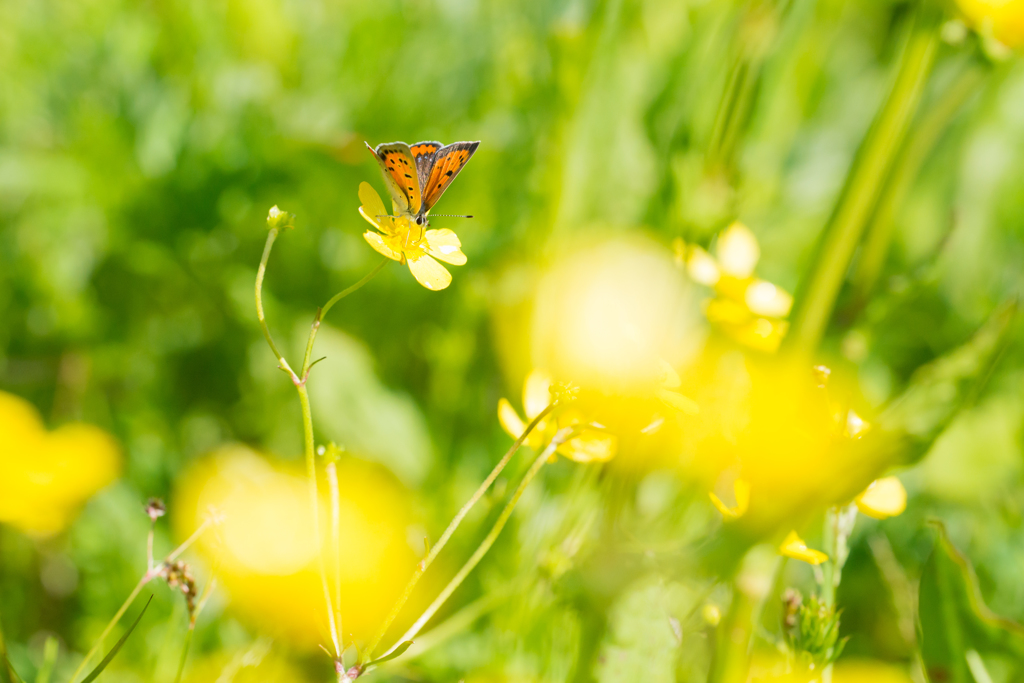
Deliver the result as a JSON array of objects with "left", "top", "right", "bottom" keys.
[
  {"left": 256, "top": 228, "right": 298, "bottom": 382},
  {"left": 377, "top": 427, "right": 575, "bottom": 663},
  {"left": 300, "top": 258, "right": 389, "bottom": 382},
  {"left": 323, "top": 258, "right": 390, "bottom": 321},
  {"left": 363, "top": 403, "right": 558, "bottom": 660}
]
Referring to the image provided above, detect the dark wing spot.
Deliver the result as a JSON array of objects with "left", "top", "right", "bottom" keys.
[
  {"left": 445, "top": 170, "right": 453, "bottom": 177},
  {"left": 404, "top": 173, "right": 412, "bottom": 178}
]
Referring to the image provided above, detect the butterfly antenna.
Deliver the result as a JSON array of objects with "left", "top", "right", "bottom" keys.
[{"left": 429, "top": 214, "right": 474, "bottom": 218}]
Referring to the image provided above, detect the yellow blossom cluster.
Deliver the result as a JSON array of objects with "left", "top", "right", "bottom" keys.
[{"left": 675, "top": 222, "right": 793, "bottom": 352}]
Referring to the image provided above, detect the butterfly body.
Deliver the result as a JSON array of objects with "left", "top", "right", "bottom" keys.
[{"left": 366, "top": 140, "right": 479, "bottom": 227}]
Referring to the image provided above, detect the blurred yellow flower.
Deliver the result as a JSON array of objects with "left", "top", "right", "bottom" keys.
[
  {"left": 358, "top": 182, "right": 466, "bottom": 291},
  {"left": 955, "top": 0, "right": 1024, "bottom": 48},
  {"left": 532, "top": 238, "right": 698, "bottom": 395},
  {"left": 779, "top": 530, "right": 828, "bottom": 565},
  {"left": 854, "top": 476, "right": 906, "bottom": 519},
  {"left": 498, "top": 369, "right": 617, "bottom": 463},
  {"left": 709, "top": 478, "right": 751, "bottom": 520},
  {"left": 173, "top": 445, "right": 418, "bottom": 647},
  {"left": 676, "top": 222, "right": 793, "bottom": 352},
  {"left": 0, "top": 391, "right": 120, "bottom": 536}
]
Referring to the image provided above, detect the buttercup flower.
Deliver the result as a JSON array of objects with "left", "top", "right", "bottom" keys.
[
  {"left": 0, "top": 390, "right": 121, "bottom": 535},
  {"left": 709, "top": 478, "right": 751, "bottom": 520},
  {"left": 955, "top": 0, "right": 1024, "bottom": 49},
  {"left": 779, "top": 530, "right": 828, "bottom": 565},
  {"left": 675, "top": 222, "right": 793, "bottom": 352},
  {"left": 498, "top": 369, "right": 617, "bottom": 463},
  {"left": 358, "top": 182, "right": 466, "bottom": 291},
  {"left": 854, "top": 476, "right": 906, "bottom": 520}
]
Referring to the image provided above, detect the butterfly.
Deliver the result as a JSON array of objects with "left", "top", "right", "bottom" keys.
[{"left": 365, "top": 140, "right": 480, "bottom": 227}]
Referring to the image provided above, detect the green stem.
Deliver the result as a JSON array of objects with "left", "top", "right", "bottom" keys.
[
  {"left": 255, "top": 228, "right": 298, "bottom": 383},
  {"left": 256, "top": 222, "right": 387, "bottom": 662},
  {"left": 69, "top": 519, "right": 215, "bottom": 683},
  {"left": 786, "top": 3, "right": 940, "bottom": 355},
  {"left": 300, "top": 258, "right": 389, "bottom": 383},
  {"left": 298, "top": 382, "right": 341, "bottom": 658},
  {"left": 363, "top": 403, "right": 559, "bottom": 661},
  {"left": 375, "top": 428, "right": 574, "bottom": 664},
  {"left": 851, "top": 60, "right": 988, "bottom": 302},
  {"left": 821, "top": 507, "right": 837, "bottom": 607}
]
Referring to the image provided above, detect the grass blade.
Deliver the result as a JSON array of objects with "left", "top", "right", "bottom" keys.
[{"left": 80, "top": 596, "right": 154, "bottom": 683}]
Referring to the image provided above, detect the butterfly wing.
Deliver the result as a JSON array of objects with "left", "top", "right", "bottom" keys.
[
  {"left": 419, "top": 141, "right": 480, "bottom": 215},
  {"left": 410, "top": 141, "right": 443, "bottom": 190},
  {"left": 365, "top": 142, "right": 422, "bottom": 216}
]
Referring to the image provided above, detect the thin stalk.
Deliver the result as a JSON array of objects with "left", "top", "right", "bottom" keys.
[
  {"left": 298, "top": 382, "right": 341, "bottom": 658},
  {"left": 256, "top": 221, "right": 387, "bottom": 663},
  {"left": 69, "top": 521, "right": 215, "bottom": 683},
  {"left": 821, "top": 507, "right": 837, "bottom": 607},
  {"left": 787, "top": 4, "right": 940, "bottom": 355},
  {"left": 326, "top": 460, "right": 344, "bottom": 649},
  {"left": 378, "top": 428, "right": 575, "bottom": 662},
  {"left": 363, "top": 403, "right": 558, "bottom": 661},
  {"left": 300, "top": 258, "right": 389, "bottom": 378},
  {"left": 255, "top": 228, "right": 298, "bottom": 383}
]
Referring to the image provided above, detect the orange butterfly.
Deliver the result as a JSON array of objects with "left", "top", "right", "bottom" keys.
[{"left": 365, "top": 140, "right": 480, "bottom": 226}]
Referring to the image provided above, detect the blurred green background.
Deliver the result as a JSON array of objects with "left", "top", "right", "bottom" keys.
[{"left": 3, "top": 0, "right": 1024, "bottom": 680}]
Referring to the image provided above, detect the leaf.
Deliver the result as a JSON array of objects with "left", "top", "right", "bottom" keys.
[
  {"left": 879, "top": 300, "right": 1017, "bottom": 464},
  {"left": 80, "top": 596, "right": 154, "bottom": 683},
  {"left": 918, "top": 522, "right": 1024, "bottom": 683},
  {"left": 365, "top": 641, "right": 413, "bottom": 667}
]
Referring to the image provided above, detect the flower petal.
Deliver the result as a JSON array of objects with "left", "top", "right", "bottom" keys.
[
  {"left": 745, "top": 279, "right": 793, "bottom": 318},
  {"left": 424, "top": 229, "right": 468, "bottom": 266},
  {"left": 558, "top": 431, "right": 617, "bottom": 463},
  {"left": 709, "top": 479, "right": 750, "bottom": 520},
  {"left": 855, "top": 477, "right": 906, "bottom": 519},
  {"left": 716, "top": 222, "right": 760, "bottom": 279},
  {"left": 523, "top": 369, "right": 553, "bottom": 420},
  {"left": 779, "top": 530, "right": 828, "bottom": 565},
  {"left": 407, "top": 253, "right": 452, "bottom": 290},
  {"left": 363, "top": 231, "right": 403, "bottom": 262},
  {"left": 359, "top": 182, "right": 395, "bottom": 234},
  {"left": 498, "top": 398, "right": 526, "bottom": 440},
  {"left": 687, "top": 245, "right": 721, "bottom": 286}
]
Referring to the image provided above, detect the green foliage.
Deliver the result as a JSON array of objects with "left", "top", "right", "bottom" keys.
[
  {"left": 782, "top": 590, "right": 847, "bottom": 674},
  {"left": 918, "top": 522, "right": 1024, "bottom": 683}
]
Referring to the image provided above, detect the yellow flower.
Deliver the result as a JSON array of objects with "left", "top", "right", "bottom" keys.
[
  {"left": 173, "top": 445, "right": 418, "bottom": 647},
  {"left": 779, "top": 530, "right": 828, "bottom": 565},
  {"left": 358, "top": 182, "right": 466, "bottom": 291},
  {"left": 709, "top": 478, "right": 751, "bottom": 520},
  {"left": 0, "top": 391, "right": 120, "bottom": 535},
  {"left": 676, "top": 222, "right": 793, "bottom": 352},
  {"left": 955, "top": 0, "right": 1024, "bottom": 49},
  {"left": 498, "top": 369, "right": 617, "bottom": 463},
  {"left": 855, "top": 476, "right": 906, "bottom": 519}
]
